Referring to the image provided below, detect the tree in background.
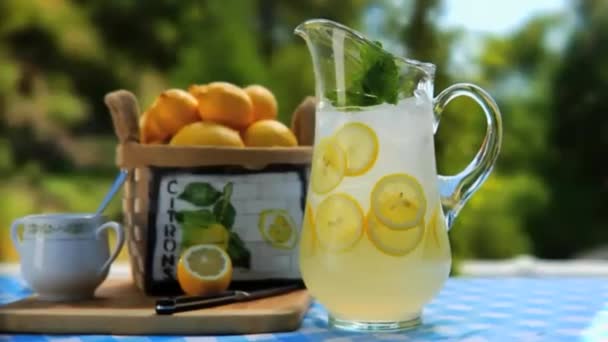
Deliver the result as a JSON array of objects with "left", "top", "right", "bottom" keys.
[
  {"left": 0, "top": 0, "right": 605, "bottom": 262},
  {"left": 534, "top": 0, "right": 608, "bottom": 258}
]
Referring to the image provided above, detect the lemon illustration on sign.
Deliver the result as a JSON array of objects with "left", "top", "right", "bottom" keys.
[
  {"left": 334, "top": 122, "right": 379, "bottom": 176},
  {"left": 311, "top": 137, "right": 346, "bottom": 194},
  {"left": 299, "top": 202, "right": 317, "bottom": 258},
  {"left": 315, "top": 193, "right": 364, "bottom": 252},
  {"left": 268, "top": 215, "right": 294, "bottom": 244},
  {"left": 367, "top": 212, "right": 423, "bottom": 256},
  {"left": 181, "top": 223, "right": 229, "bottom": 251},
  {"left": 371, "top": 173, "right": 427, "bottom": 230},
  {"left": 258, "top": 209, "right": 298, "bottom": 249},
  {"left": 422, "top": 204, "right": 451, "bottom": 260}
]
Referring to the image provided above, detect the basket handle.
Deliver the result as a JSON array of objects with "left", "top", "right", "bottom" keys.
[
  {"left": 290, "top": 96, "right": 316, "bottom": 146},
  {"left": 105, "top": 90, "right": 141, "bottom": 143}
]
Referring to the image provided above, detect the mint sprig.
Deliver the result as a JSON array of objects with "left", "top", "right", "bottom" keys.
[{"left": 326, "top": 41, "right": 399, "bottom": 107}]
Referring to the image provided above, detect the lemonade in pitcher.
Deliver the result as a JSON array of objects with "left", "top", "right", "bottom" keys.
[
  {"left": 296, "top": 19, "right": 502, "bottom": 332},
  {"left": 300, "top": 94, "right": 451, "bottom": 324}
]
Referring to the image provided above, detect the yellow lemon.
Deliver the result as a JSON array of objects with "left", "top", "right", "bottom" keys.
[
  {"left": 243, "top": 120, "right": 298, "bottom": 147},
  {"left": 422, "top": 204, "right": 451, "bottom": 260},
  {"left": 170, "top": 121, "right": 244, "bottom": 147},
  {"left": 371, "top": 173, "right": 426, "bottom": 230},
  {"left": 315, "top": 193, "right": 364, "bottom": 252},
  {"left": 139, "top": 110, "right": 166, "bottom": 144},
  {"left": 176, "top": 244, "right": 232, "bottom": 296},
  {"left": 145, "top": 89, "right": 200, "bottom": 139},
  {"left": 334, "top": 122, "right": 379, "bottom": 176},
  {"left": 258, "top": 209, "right": 298, "bottom": 249},
  {"left": 244, "top": 85, "right": 278, "bottom": 121},
  {"left": 367, "top": 212, "right": 424, "bottom": 256},
  {"left": 310, "top": 137, "right": 346, "bottom": 194},
  {"left": 189, "top": 82, "right": 254, "bottom": 130}
]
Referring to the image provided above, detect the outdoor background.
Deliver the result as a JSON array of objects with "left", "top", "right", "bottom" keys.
[{"left": 0, "top": 0, "right": 606, "bottom": 264}]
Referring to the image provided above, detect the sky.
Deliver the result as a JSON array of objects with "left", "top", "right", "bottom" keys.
[{"left": 439, "top": 0, "right": 569, "bottom": 34}]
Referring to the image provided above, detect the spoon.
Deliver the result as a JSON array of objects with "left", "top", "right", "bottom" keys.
[{"left": 96, "top": 169, "right": 129, "bottom": 215}]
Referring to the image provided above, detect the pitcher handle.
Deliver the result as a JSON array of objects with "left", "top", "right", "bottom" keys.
[
  {"left": 10, "top": 218, "right": 26, "bottom": 255},
  {"left": 95, "top": 221, "right": 125, "bottom": 276},
  {"left": 433, "top": 83, "right": 503, "bottom": 229}
]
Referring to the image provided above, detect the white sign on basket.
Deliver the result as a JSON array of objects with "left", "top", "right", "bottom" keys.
[{"left": 151, "top": 171, "right": 305, "bottom": 282}]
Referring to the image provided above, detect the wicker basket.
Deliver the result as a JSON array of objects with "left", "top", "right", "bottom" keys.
[{"left": 104, "top": 90, "right": 315, "bottom": 295}]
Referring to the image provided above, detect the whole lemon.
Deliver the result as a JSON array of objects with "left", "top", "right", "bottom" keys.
[
  {"left": 139, "top": 110, "right": 166, "bottom": 143},
  {"left": 244, "top": 85, "right": 278, "bottom": 121},
  {"left": 243, "top": 120, "right": 298, "bottom": 147},
  {"left": 170, "top": 121, "right": 244, "bottom": 147},
  {"left": 145, "top": 89, "right": 200, "bottom": 139},
  {"left": 189, "top": 82, "right": 254, "bottom": 130}
]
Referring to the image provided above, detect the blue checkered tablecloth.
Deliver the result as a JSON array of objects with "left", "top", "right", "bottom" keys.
[{"left": 1, "top": 275, "right": 607, "bottom": 341}]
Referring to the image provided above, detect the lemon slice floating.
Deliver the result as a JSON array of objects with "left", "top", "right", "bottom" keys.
[
  {"left": 258, "top": 209, "right": 298, "bottom": 249},
  {"left": 335, "top": 122, "right": 379, "bottom": 176},
  {"left": 315, "top": 193, "right": 364, "bottom": 252},
  {"left": 367, "top": 212, "right": 424, "bottom": 256},
  {"left": 311, "top": 137, "right": 346, "bottom": 194},
  {"left": 371, "top": 173, "right": 427, "bottom": 230},
  {"left": 177, "top": 244, "right": 233, "bottom": 296},
  {"left": 422, "top": 205, "right": 451, "bottom": 260},
  {"left": 299, "top": 202, "right": 317, "bottom": 258}
]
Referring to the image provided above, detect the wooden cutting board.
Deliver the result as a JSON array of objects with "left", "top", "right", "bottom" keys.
[{"left": 0, "top": 279, "right": 311, "bottom": 335}]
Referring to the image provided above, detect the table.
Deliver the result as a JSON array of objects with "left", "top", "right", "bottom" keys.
[{"left": 1, "top": 275, "right": 607, "bottom": 341}]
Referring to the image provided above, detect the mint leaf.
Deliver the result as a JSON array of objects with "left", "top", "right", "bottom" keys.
[
  {"left": 176, "top": 209, "right": 216, "bottom": 231},
  {"left": 227, "top": 232, "right": 250, "bottom": 269},
  {"left": 359, "top": 47, "right": 399, "bottom": 105},
  {"left": 326, "top": 41, "right": 399, "bottom": 107},
  {"left": 178, "top": 183, "right": 221, "bottom": 206}
]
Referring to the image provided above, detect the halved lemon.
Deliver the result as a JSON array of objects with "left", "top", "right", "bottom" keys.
[
  {"left": 315, "top": 193, "right": 364, "bottom": 252},
  {"left": 367, "top": 212, "right": 424, "bottom": 256},
  {"left": 422, "top": 205, "right": 450, "bottom": 260},
  {"left": 299, "top": 202, "right": 317, "bottom": 257},
  {"left": 334, "top": 122, "right": 379, "bottom": 176},
  {"left": 311, "top": 137, "right": 346, "bottom": 194},
  {"left": 370, "top": 173, "right": 426, "bottom": 230},
  {"left": 258, "top": 209, "right": 298, "bottom": 249},
  {"left": 177, "top": 244, "right": 232, "bottom": 296}
]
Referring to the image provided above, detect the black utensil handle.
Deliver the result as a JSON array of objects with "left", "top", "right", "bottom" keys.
[
  {"left": 172, "top": 290, "right": 236, "bottom": 304},
  {"left": 156, "top": 295, "right": 239, "bottom": 315},
  {"left": 245, "top": 284, "right": 302, "bottom": 300}
]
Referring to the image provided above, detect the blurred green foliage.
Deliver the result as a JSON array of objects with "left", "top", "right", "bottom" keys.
[{"left": 0, "top": 0, "right": 606, "bottom": 262}]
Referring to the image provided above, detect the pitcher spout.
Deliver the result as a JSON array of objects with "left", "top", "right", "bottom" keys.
[{"left": 294, "top": 19, "right": 435, "bottom": 109}]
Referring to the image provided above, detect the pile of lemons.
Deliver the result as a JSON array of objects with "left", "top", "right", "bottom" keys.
[{"left": 140, "top": 82, "right": 298, "bottom": 148}]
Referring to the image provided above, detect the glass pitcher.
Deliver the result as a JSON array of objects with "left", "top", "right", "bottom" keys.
[{"left": 295, "top": 19, "right": 502, "bottom": 332}]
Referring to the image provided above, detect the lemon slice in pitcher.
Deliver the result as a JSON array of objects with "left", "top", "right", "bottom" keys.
[
  {"left": 299, "top": 202, "right": 317, "bottom": 257},
  {"left": 367, "top": 212, "right": 424, "bottom": 256},
  {"left": 422, "top": 204, "right": 451, "bottom": 260},
  {"left": 315, "top": 193, "right": 364, "bottom": 252},
  {"left": 311, "top": 137, "right": 346, "bottom": 194},
  {"left": 335, "top": 122, "right": 379, "bottom": 176},
  {"left": 371, "top": 173, "right": 426, "bottom": 229}
]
